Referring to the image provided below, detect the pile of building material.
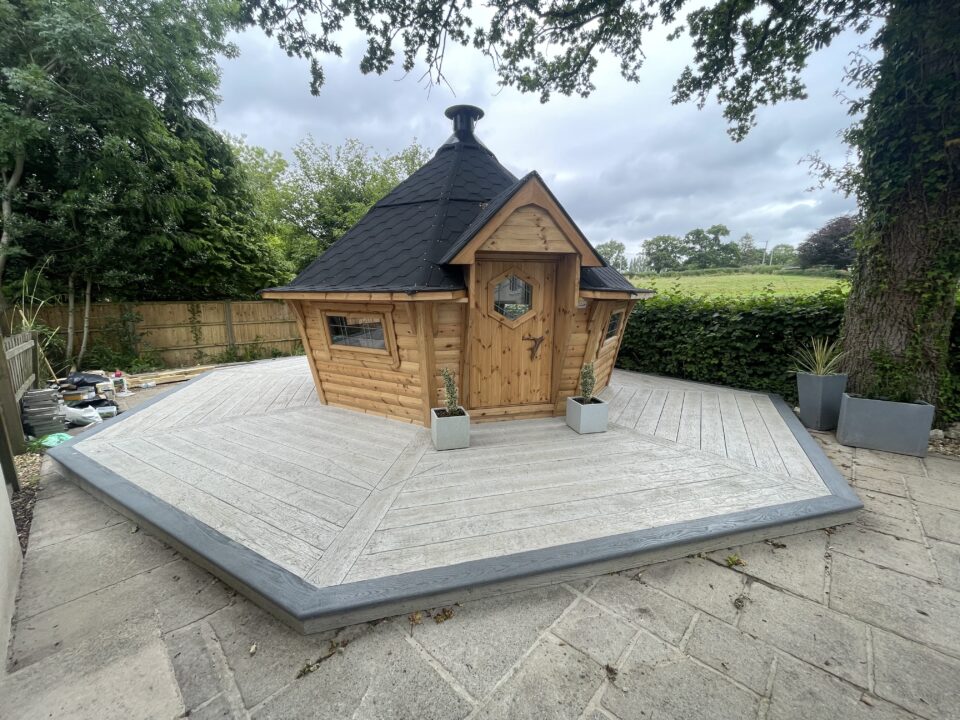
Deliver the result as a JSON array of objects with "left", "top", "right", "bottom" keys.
[
  {"left": 126, "top": 366, "right": 212, "bottom": 388},
  {"left": 20, "top": 387, "right": 66, "bottom": 437},
  {"left": 56, "top": 371, "right": 120, "bottom": 424}
]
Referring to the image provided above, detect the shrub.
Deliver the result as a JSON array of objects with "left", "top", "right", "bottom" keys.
[
  {"left": 579, "top": 363, "right": 596, "bottom": 400},
  {"left": 618, "top": 286, "right": 960, "bottom": 425}
]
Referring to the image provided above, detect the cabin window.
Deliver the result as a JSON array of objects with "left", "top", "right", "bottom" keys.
[
  {"left": 605, "top": 310, "right": 623, "bottom": 342},
  {"left": 493, "top": 275, "right": 533, "bottom": 320},
  {"left": 327, "top": 315, "right": 386, "bottom": 349}
]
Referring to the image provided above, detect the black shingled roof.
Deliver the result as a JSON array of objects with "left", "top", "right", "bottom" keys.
[{"left": 266, "top": 107, "right": 642, "bottom": 296}]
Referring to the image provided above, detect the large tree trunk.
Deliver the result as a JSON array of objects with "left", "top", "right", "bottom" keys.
[
  {"left": 65, "top": 273, "right": 76, "bottom": 364},
  {"left": 0, "top": 151, "right": 26, "bottom": 302},
  {"left": 76, "top": 277, "right": 92, "bottom": 369},
  {"left": 841, "top": 0, "right": 960, "bottom": 406}
]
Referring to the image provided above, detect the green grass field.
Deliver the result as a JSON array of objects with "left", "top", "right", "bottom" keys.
[{"left": 630, "top": 273, "right": 845, "bottom": 297}]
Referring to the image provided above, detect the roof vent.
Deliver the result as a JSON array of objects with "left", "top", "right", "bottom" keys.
[{"left": 445, "top": 105, "right": 485, "bottom": 142}]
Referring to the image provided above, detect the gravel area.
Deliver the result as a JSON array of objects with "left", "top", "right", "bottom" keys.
[{"left": 10, "top": 452, "right": 43, "bottom": 553}]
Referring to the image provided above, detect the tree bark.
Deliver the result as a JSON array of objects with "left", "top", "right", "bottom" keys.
[
  {"left": 841, "top": 0, "right": 960, "bottom": 405},
  {"left": 76, "top": 277, "right": 92, "bottom": 369},
  {"left": 65, "top": 273, "right": 76, "bottom": 364},
  {"left": 0, "top": 151, "right": 26, "bottom": 300}
]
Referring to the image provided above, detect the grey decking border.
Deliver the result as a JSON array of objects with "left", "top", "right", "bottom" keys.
[{"left": 48, "top": 375, "right": 863, "bottom": 634}]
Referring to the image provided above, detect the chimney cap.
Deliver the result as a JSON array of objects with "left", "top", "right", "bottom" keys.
[
  {"left": 444, "top": 105, "right": 485, "bottom": 142},
  {"left": 444, "top": 104, "right": 485, "bottom": 122}
]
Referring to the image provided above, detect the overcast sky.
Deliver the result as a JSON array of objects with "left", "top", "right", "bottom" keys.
[{"left": 212, "top": 19, "right": 864, "bottom": 254}]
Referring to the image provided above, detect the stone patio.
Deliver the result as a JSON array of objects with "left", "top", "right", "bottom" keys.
[{"left": 2, "top": 417, "right": 959, "bottom": 719}]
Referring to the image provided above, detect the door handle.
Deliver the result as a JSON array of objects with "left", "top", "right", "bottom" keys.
[{"left": 523, "top": 335, "right": 545, "bottom": 360}]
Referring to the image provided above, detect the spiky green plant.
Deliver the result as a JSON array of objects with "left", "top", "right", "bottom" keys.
[
  {"left": 439, "top": 367, "right": 462, "bottom": 415},
  {"left": 792, "top": 337, "right": 846, "bottom": 376},
  {"left": 579, "top": 362, "right": 596, "bottom": 401}
]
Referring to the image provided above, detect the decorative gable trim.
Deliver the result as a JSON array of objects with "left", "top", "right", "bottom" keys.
[{"left": 444, "top": 175, "right": 604, "bottom": 267}]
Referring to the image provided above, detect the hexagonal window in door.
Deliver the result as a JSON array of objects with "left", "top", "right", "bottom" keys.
[{"left": 493, "top": 274, "right": 534, "bottom": 321}]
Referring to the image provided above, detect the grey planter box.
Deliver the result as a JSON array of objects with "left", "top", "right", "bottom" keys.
[
  {"left": 836, "top": 393, "right": 935, "bottom": 457},
  {"left": 797, "top": 373, "right": 847, "bottom": 431},
  {"left": 566, "top": 396, "right": 609, "bottom": 434},
  {"left": 431, "top": 407, "right": 470, "bottom": 450}
]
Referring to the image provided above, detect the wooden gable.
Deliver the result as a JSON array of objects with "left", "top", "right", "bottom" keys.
[{"left": 447, "top": 176, "right": 603, "bottom": 267}]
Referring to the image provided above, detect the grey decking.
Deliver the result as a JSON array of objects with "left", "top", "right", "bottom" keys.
[{"left": 50, "top": 357, "right": 859, "bottom": 631}]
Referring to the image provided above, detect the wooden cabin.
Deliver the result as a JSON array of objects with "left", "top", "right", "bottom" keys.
[{"left": 262, "top": 106, "right": 650, "bottom": 425}]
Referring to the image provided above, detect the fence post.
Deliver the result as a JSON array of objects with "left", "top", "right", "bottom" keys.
[
  {"left": 0, "top": 411, "right": 19, "bottom": 493},
  {"left": 31, "top": 332, "right": 41, "bottom": 388},
  {"left": 0, "top": 340, "right": 25, "bottom": 455},
  {"left": 224, "top": 301, "right": 236, "bottom": 347}
]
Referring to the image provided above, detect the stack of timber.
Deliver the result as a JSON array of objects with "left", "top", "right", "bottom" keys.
[
  {"left": 20, "top": 387, "right": 66, "bottom": 437},
  {"left": 126, "top": 366, "right": 213, "bottom": 388}
]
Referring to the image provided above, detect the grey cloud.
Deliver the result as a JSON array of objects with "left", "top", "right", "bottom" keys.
[{"left": 213, "top": 20, "right": 861, "bottom": 253}]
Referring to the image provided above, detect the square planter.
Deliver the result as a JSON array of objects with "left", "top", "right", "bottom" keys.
[
  {"left": 566, "top": 396, "right": 609, "bottom": 434},
  {"left": 430, "top": 407, "right": 470, "bottom": 450},
  {"left": 836, "top": 393, "right": 935, "bottom": 457},
  {"left": 797, "top": 372, "right": 847, "bottom": 431}
]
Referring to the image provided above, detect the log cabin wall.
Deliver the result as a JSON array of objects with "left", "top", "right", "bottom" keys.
[{"left": 294, "top": 300, "right": 426, "bottom": 424}]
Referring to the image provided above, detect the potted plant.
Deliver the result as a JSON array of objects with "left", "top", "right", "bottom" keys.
[
  {"left": 566, "top": 362, "right": 609, "bottom": 434},
  {"left": 431, "top": 368, "right": 469, "bottom": 450},
  {"left": 792, "top": 337, "right": 847, "bottom": 431},
  {"left": 836, "top": 364, "right": 935, "bottom": 457}
]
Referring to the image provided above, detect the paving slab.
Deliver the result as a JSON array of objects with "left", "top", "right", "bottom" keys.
[
  {"left": 639, "top": 555, "right": 746, "bottom": 623},
  {"left": 251, "top": 621, "right": 473, "bottom": 720},
  {"left": 708, "top": 531, "right": 829, "bottom": 601},
  {"left": 25, "top": 482, "right": 124, "bottom": 550},
  {"left": 15, "top": 520, "right": 178, "bottom": 618},
  {"left": 473, "top": 633, "right": 602, "bottom": 719},
  {"left": 858, "top": 508, "right": 925, "bottom": 543},
  {"left": 828, "top": 525, "right": 938, "bottom": 581},
  {"left": 915, "top": 502, "right": 960, "bottom": 545},
  {"left": 906, "top": 476, "right": 960, "bottom": 513},
  {"left": 0, "top": 619, "right": 182, "bottom": 720},
  {"left": 851, "top": 464, "right": 909, "bottom": 497},
  {"left": 8, "top": 557, "right": 232, "bottom": 670},
  {"left": 165, "top": 622, "right": 224, "bottom": 711},
  {"left": 552, "top": 598, "right": 636, "bottom": 667},
  {"left": 684, "top": 612, "right": 776, "bottom": 694},
  {"left": 929, "top": 539, "right": 960, "bottom": 590},
  {"left": 873, "top": 628, "right": 960, "bottom": 720},
  {"left": 855, "top": 448, "right": 924, "bottom": 475},
  {"left": 860, "top": 491, "right": 918, "bottom": 523},
  {"left": 829, "top": 554, "right": 960, "bottom": 658},
  {"left": 739, "top": 581, "right": 869, "bottom": 685},
  {"left": 767, "top": 654, "right": 912, "bottom": 720},
  {"left": 603, "top": 653, "right": 759, "bottom": 720},
  {"left": 408, "top": 585, "right": 574, "bottom": 700},
  {"left": 206, "top": 597, "right": 343, "bottom": 709},
  {"left": 923, "top": 455, "right": 960, "bottom": 484},
  {"left": 586, "top": 573, "right": 695, "bottom": 644}
]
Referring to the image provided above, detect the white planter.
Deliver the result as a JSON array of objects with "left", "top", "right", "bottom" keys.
[
  {"left": 431, "top": 407, "right": 470, "bottom": 450},
  {"left": 566, "top": 396, "right": 609, "bottom": 434}
]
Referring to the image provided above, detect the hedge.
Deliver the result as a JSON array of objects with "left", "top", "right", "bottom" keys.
[
  {"left": 628, "top": 265, "right": 849, "bottom": 279},
  {"left": 618, "top": 287, "right": 960, "bottom": 424}
]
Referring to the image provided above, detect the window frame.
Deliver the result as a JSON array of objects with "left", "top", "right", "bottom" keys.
[
  {"left": 602, "top": 306, "right": 626, "bottom": 349},
  {"left": 319, "top": 307, "right": 399, "bottom": 365},
  {"left": 486, "top": 267, "right": 541, "bottom": 329}
]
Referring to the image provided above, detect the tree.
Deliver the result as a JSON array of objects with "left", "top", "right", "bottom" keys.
[
  {"left": 0, "top": 0, "right": 239, "bottom": 300},
  {"left": 627, "top": 251, "right": 647, "bottom": 275},
  {"left": 737, "top": 234, "right": 765, "bottom": 266},
  {"left": 769, "top": 244, "right": 799, "bottom": 266},
  {"left": 244, "top": 0, "right": 960, "bottom": 404},
  {"left": 595, "top": 240, "right": 627, "bottom": 271},
  {"left": 682, "top": 225, "right": 737, "bottom": 269},
  {"left": 797, "top": 217, "right": 857, "bottom": 269},
  {"left": 282, "top": 137, "right": 430, "bottom": 270},
  {"left": 643, "top": 235, "right": 684, "bottom": 273}
]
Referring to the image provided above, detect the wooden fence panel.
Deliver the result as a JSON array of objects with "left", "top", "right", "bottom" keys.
[
  {"left": 0, "top": 332, "right": 36, "bottom": 455},
  {"left": 31, "top": 300, "right": 300, "bottom": 369}
]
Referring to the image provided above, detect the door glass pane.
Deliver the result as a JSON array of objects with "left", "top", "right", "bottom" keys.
[{"left": 493, "top": 275, "right": 533, "bottom": 320}]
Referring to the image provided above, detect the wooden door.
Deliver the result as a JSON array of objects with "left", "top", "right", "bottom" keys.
[{"left": 469, "top": 259, "right": 557, "bottom": 409}]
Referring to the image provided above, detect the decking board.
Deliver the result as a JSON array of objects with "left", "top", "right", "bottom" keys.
[{"left": 52, "top": 358, "right": 858, "bottom": 633}]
